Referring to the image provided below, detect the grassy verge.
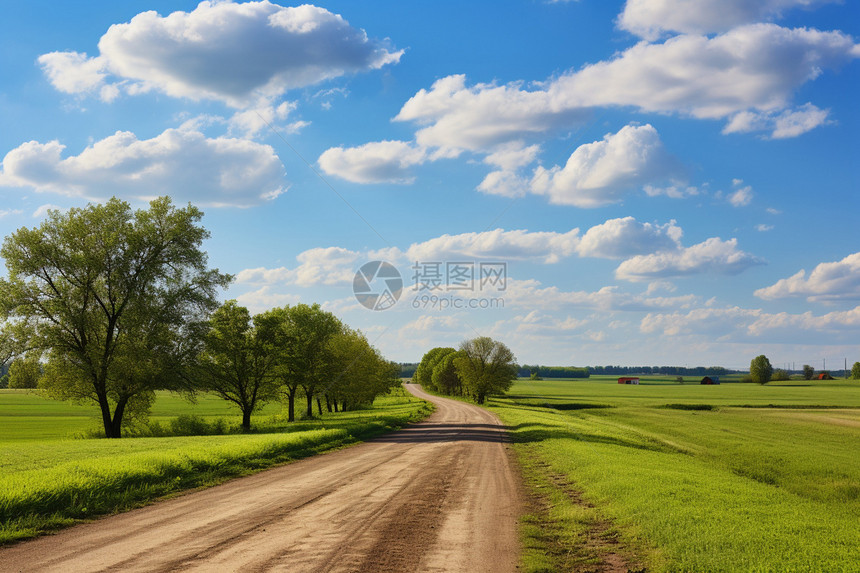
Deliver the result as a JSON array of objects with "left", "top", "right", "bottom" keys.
[
  {"left": 0, "top": 387, "right": 433, "bottom": 544},
  {"left": 483, "top": 378, "right": 860, "bottom": 572}
]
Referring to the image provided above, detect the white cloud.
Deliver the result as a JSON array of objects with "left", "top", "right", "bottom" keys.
[
  {"left": 477, "top": 170, "right": 531, "bottom": 198},
  {"left": 0, "top": 208, "right": 24, "bottom": 219},
  {"left": 755, "top": 252, "right": 860, "bottom": 302},
  {"left": 484, "top": 142, "right": 541, "bottom": 171},
  {"left": 394, "top": 25, "right": 857, "bottom": 148},
  {"left": 615, "top": 237, "right": 764, "bottom": 281},
  {"left": 32, "top": 204, "right": 64, "bottom": 218},
  {"left": 318, "top": 140, "right": 427, "bottom": 184},
  {"left": 577, "top": 217, "right": 682, "bottom": 259},
  {"left": 512, "top": 311, "right": 589, "bottom": 336},
  {"left": 643, "top": 184, "right": 699, "bottom": 198},
  {"left": 0, "top": 126, "right": 286, "bottom": 207},
  {"left": 618, "top": 0, "right": 842, "bottom": 40},
  {"left": 729, "top": 185, "right": 753, "bottom": 207},
  {"left": 641, "top": 304, "right": 860, "bottom": 339},
  {"left": 38, "top": 51, "right": 109, "bottom": 96},
  {"left": 530, "top": 124, "right": 681, "bottom": 207},
  {"left": 723, "top": 103, "right": 832, "bottom": 138},
  {"left": 756, "top": 224, "right": 774, "bottom": 232},
  {"left": 395, "top": 74, "right": 586, "bottom": 153},
  {"left": 235, "top": 287, "right": 301, "bottom": 314},
  {"left": 236, "top": 247, "right": 361, "bottom": 288},
  {"left": 403, "top": 228, "right": 582, "bottom": 264},
  {"left": 227, "top": 101, "right": 308, "bottom": 138},
  {"left": 40, "top": 2, "right": 402, "bottom": 107},
  {"left": 502, "top": 279, "right": 699, "bottom": 311}
]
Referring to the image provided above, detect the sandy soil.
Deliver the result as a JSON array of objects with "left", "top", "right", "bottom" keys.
[{"left": 0, "top": 384, "right": 521, "bottom": 573}]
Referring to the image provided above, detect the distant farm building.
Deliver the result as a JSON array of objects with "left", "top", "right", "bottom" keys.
[
  {"left": 817, "top": 372, "right": 834, "bottom": 380},
  {"left": 618, "top": 377, "right": 640, "bottom": 385},
  {"left": 701, "top": 376, "right": 720, "bottom": 385}
]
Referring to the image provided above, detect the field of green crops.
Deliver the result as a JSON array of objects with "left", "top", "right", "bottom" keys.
[
  {"left": 485, "top": 377, "right": 860, "bottom": 573},
  {"left": 0, "top": 387, "right": 432, "bottom": 544}
]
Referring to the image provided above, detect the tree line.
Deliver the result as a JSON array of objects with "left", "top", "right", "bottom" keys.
[
  {"left": 414, "top": 337, "right": 518, "bottom": 404},
  {"left": 0, "top": 197, "right": 397, "bottom": 437}
]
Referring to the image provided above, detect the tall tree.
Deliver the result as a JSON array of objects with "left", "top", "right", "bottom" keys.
[
  {"left": 851, "top": 362, "right": 860, "bottom": 380},
  {"left": 802, "top": 364, "right": 814, "bottom": 380},
  {"left": 454, "top": 337, "right": 518, "bottom": 404},
  {"left": 267, "top": 303, "right": 341, "bottom": 421},
  {"left": 0, "top": 198, "right": 229, "bottom": 437},
  {"left": 432, "top": 350, "right": 464, "bottom": 395},
  {"left": 327, "top": 326, "right": 397, "bottom": 411},
  {"left": 750, "top": 355, "right": 774, "bottom": 385},
  {"left": 197, "top": 301, "right": 280, "bottom": 431}
]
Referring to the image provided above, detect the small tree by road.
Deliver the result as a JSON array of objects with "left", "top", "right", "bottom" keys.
[
  {"left": 802, "top": 364, "right": 815, "bottom": 380},
  {"left": 454, "top": 337, "right": 518, "bottom": 404},
  {"left": 750, "top": 355, "right": 773, "bottom": 385}
]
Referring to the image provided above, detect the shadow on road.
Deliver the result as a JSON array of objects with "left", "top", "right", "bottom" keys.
[{"left": 371, "top": 422, "right": 511, "bottom": 444}]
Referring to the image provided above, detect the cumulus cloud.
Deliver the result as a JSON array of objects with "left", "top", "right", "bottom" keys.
[
  {"left": 227, "top": 101, "right": 309, "bottom": 137},
  {"left": 755, "top": 252, "right": 860, "bottom": 302},
  {"left": 722, "top": 103, "right": 832, "bottom": 138},
  {"left": 403, "top": 228, "right": 582, "bottom": 264},
  {"left": 394, "top": 25, "right": 857, "bottom": 149},
  {"left": 501, "top": 279, "right": 699, "bottom": 311},
  {"left": 395, "top": 74, "right": 587, "bottom": 153},
  {"left": 0, "top": 126, "right": 286, "bottom": 207},
  {"left": 615, "top": 237, "right": 765, "bottom": 281},
  {"left": 728, "top": 182, "right": 753, "bottom": 207},
  {"left": 318, "top": 140, "right": 428, "bottom": 184},
  {"left": 236, "top": 247, "right": 360, "bottom": 287},
  {"left": 39, "top": 2, "right": 402, "bottom": 107},
  {"left": 618, "top": 0, "right": 842, "bottom": 40},
  {"left": 578, "top": 217, "right": 682, "bottom": 258},
  {"left": 641, "top": 304, "right": 860, "bottom": 338},
  {"left": 530, "top": 124, "right": 681, "bottom": 207}
]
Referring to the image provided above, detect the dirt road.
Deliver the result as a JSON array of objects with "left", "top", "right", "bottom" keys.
[{"left": 0, "top": 385, "right": 521, "bottom": 572}]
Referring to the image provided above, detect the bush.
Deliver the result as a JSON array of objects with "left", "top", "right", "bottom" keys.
[{"left": 772, "top": 369, "right": 790, "bottom": 381}]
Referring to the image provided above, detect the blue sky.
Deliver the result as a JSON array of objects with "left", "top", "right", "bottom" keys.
[{"left": 1, "top": 0, "right": 858, "bottom": 369}]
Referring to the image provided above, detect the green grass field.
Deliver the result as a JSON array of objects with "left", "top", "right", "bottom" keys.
[
  {"left": 485, "top": 376, "right": 860, "bottom": 573},
  {"left": 0, "top": 387, "right": 432, "bottom": 544}
]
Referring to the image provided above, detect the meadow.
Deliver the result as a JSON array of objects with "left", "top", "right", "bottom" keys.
[
  {"left": 486, "top": 376, "right": 860, "bottom": 573},
  {"left": 0, "top": 387, "right": 432, "bottom": 544}
]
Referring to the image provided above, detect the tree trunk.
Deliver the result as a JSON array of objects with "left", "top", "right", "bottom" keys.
[
  {"left": 316, "top": 398, "right": 323, "bottom": 416},
  {"left": 241, "top": 408, "right": 252, "bottom": 432},
  {"left": 98, "top": 392, "right": 114, "bottom": 439},
  {"left": 306, "top": 392, "right": 314, "bottom": 418},
  {"left": 325, "top": 395, "right": 332, "bottom": 413},
  {"left": 287, "top": 390, "right": 296, "bottom": 422},
  {"left": 109, "top": 396, "right": 128, "bottom": 438}
]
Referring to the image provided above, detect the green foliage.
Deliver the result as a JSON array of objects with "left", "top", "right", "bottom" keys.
[
  {"left": 852, "top": 362, "right": 860, "bottom": 380},
  {"left": 803, "top": 364, "right": 815, "bottom": 380},
  {"left": 431, "top": 350, "right": 464, "bottom": 395},
  {"left": 0, "top": 197, "right": 229, "bottom": 437},
  {"left": 529, "top": 371, "right": 543, "bottom": 381},
  {"left": 7, "top": 356, "right": 41, "bottom": 389},
  {"left": 771, "top": 369, "right": 790, "bottom": 382},
  {"left": 414, "top": 347, "right": 456, "bottom": 391},
  {"left": 750, "top": 355, "right": 773, "bottom": 385},
  {"left": 326, "top": 325, "right": 398, "bottom": 411},
  {"left": 454, "top": 337, "right": 517, "bottom": 404},
  {"left": 196, "top": 301, "right": 279, "bottom": 431},
  {"left": 0, "top": 375, "right": 7, "bottom": 389}
]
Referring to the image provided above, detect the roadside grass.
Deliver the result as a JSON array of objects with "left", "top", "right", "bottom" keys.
[
  {"left": 0, "top": 387, "right": 433, "bottom": 544},
  {"left": 486, "top": 378, "right": 860, "bottom": 572}
]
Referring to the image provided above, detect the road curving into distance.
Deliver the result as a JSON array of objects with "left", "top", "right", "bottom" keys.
[{"left": 0, "top": 384, "right": 521, "bottom": 573}]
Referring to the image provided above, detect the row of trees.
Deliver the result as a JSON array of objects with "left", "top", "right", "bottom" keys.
[
  {"left": 199, "top": 300, "right": 396, "bottom": 430},
  {"left": 0, "top": 197, "right": 395, "bottom": 437},
  {"left": 751, "top": 355, "right": 860, "bottom": 384},
  {"left": 415, "top": 337, "right": 518, "bottom": 404}
]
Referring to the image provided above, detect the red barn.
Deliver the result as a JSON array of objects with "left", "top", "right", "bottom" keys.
[{"left": 618, "top": 377, "right": 640, "bottom": 385}]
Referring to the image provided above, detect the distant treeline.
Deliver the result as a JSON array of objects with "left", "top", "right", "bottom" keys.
[
  {"left": 401, "top": 363, "right": 738, "bottom": 379},
  {"left": 519, "top": 365, "right": 590, "bottom": 378}
]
